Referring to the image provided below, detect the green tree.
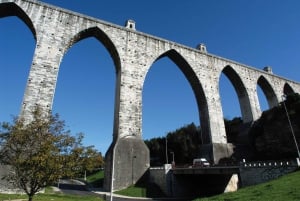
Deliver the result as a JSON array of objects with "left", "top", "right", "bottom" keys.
[
  {"left": 248, "top": 93, "right": 300, "bottom": 160},
  {"left": 145, "top": 123, "right": 201, "bottom": 166},
  {"left": 0, "top": 107, "right": 103, "bottom": 201},
  {"left": 69, "top": 134, "right": 104, "bottom": 177}
]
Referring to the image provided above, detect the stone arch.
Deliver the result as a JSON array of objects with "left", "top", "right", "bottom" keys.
[
  {"left": 59, "top": 26, "right": 121, "bottom": 138},
  {"left": 65, "top": 27, "right": 121, "bottom": 73},
  {"left": 257, "top": 75, "right": 278, "bottom": 109},
  {"left": 283, "top": 83, "right": 295, "bottom": 95},
  {"left": 0, "top": 2, "right": 36, "bottom": 120},
  {"left": 0, "top": 2, "right": 36, "bottom": 39},
  {"left": 144, "top": 49, "right": 209, "bottom": 143},
  {"left": 220, "top": 65, "right": 253, "bottom": 122},
  {"left": 63, "top": 28, "right": 121, "bottom": 136}
]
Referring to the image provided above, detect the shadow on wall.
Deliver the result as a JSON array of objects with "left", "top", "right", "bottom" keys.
[{"left": 171, "top": 174, "right": 237, "bottom": 198}]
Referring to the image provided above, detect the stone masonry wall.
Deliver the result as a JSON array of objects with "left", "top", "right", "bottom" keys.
[{"left": 240, "top": 160, "right": 299, "bottom": 186}]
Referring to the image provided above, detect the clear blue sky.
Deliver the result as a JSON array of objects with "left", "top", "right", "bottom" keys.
[{"left": 0, "top": 0, "right": 300, "bottom": 154}]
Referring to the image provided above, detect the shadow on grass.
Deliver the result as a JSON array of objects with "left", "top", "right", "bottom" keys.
[
  {"left": 135, "top": 179, "right": 166, "bottom": 198},
  {"left": 115, "top": 172, "right": 166, "bottom": 198},
  {"left": 89, "top": 178, "right": 104, "bottom": 188},
  {"left": 86, "top": 169, "right": 165, "bottom": 198}
]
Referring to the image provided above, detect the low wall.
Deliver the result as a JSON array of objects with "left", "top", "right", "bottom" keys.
[
  {"left": 149, "top": 159, "right": 299, "bottom": 198},
  {"left": 170, "top": 172, "right": 239, "bottom": 197},
  {"left": 239, "top": 159, "right": 299, "bottom": 187},
  {"left": 148, "top": 164, "right": 172, "bottom": 196},
  {"left": 149, "top": 165, "right": 239, "bottom": 197},
  {"left": 0, "top": 165, "right": 23, "bottom": 194}
]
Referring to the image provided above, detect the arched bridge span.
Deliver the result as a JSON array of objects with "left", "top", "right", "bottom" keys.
[{"left": 1, "top": 0, "right": 300, "bottom": 191}]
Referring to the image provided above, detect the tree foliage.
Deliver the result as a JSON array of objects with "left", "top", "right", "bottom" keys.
[
  {"left": 145, "top": 123, "right": 202, "bottom": 166},
  {"left": 0, "top": 107, "right": 103, "bottom": 201},
  {"left": 145, "top": 93, "right": 300, "bottom": 165},
  {"left": 224, "top": 117, "right": 243, "bottom": 143},
  {"left": 249, "top": 93, "right": 300, "bottom": 160}
]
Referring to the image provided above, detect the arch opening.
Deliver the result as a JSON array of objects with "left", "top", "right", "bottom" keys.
[
  {"left": 66, "top": 27, "right": 121, "bottom": 74},
  {"left": 256, "top": 85, "right": 269, "bottom": 112},
  {"left": 219, "top": 71, "right": 242, "bottom": 143},
  {"left": 52, "top": 36, "right": 116, "bottom": 157},
  {"left": 220, "top": 66, "right": 252, "bottom": 123},
  {"left": 157, "top": 50, "right": 209, "bottom": 142},
  {"left": 283, "top": 83, "right": 295, "bottom": 96},
  {"left": 0, "top": 2, "right": 36, "bottom": 39},
  {"left": 0, "top": 16, "right": 35, "bottom": 122},
  {"left": 257, "top": 76, "right": 278, "bottom": 109},
  {"left": 142, "top": 50, "right": 207, "bottom": 166},
  {"left": 219, "top": 66, "right": 254, "bottom": 144}
]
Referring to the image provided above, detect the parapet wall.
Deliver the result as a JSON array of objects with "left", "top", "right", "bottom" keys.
[
  {"left": 149, "top": 160, "right": 299, "bottom": 198},
  {"left": 0, "top": 165, "right": 23, "bottom": 194},
  {"left": 148, "top": 164, "right": 172, "bottom": 196},
  {"left": 239, "top": 159, "right": 299, "bottom": 186}
]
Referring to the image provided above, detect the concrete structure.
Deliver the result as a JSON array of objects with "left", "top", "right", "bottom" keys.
[
  {"left": 0, "top": 165, "right": 23, "bottom": 194},
  {"left": 149, "top": 165, "right": 239, "bottom": 197},
  {"left": 149, "top": 159, "right": 298, "bottom": 197},
  {"left": 239, "top": 159, "right": 299, "bottom": 187},
  {"left": 1, "top": 0, "right": 300, "bottom": 191}
]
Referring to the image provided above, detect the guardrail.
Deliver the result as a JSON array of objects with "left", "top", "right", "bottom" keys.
[
  {"left": 149, "top": 166, "right": 165, "bottom": 170},
  {"left": 150, "top": 158, "right": 300, "bottom": 170},
  {"left": 241, "top": 158, "right": 300, "bottom": 168}
]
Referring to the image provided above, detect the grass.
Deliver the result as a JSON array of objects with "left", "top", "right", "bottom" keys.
[
  {"left": 116, "top": 185, "right": 147, "bottom": 197},
  {"left": 85, "top": 169, "right": 165, "bottom": 198},
  {"left": 115, "top": 182, "right": 165, "bottom": 198},
  {"left": 0, "top": 193, "right": 26, "bottom": 200},
  {"left": 86, "top": 170, "right": 104, "bottom": 188},
  {"left": 0, "top": 186, "right": 104, "bottom": 201},
  {"left": 2, "top": 170, "right": 299, "bottom": 200},
  {"left": 0, "top": 193, "right": 103, "bottom": 201},
  {"left": 0, "top": 170, "right": 107, "bottom": 201},
  {"left": 114, "top": 170, "right": 300, "bottom": 200},
  {"left": 194, "top": 170, "right": 300, "bottom": 201}
]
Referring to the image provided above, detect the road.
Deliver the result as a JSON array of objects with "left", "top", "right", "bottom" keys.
[{"left": 56, "top": 179, "right": 188, "bottom": 201}]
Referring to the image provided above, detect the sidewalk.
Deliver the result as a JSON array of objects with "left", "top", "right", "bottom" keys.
[{"left": 2, "top": 200, "right": 26, "bottom": 201}]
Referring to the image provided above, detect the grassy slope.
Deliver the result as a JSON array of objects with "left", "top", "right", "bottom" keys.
[
  {"left": 0, "top": 192, "right": 103, "bottom": 201},
  {"left": 87, "top": 170, "right": 104, "bottom": 188},
  {"left": 0, "top": 185, "right": 104, "bottom": 201},
  {"left": 2, "top": 170, "right": 298, "bottom": 200},
  {"left": 195, "top": 170, "right": 300, "bottom": 201},
  {"left": 112, "top": 170, "right": 300, "bottom": 200}
]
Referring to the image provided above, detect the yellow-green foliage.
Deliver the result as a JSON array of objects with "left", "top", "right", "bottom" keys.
[{"left": 0, "top": 106, "right": 103, "bottom": 201}]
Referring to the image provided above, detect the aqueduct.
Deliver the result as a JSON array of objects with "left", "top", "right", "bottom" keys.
[{"left": 1, "top": 0, "right": 300, "bottom": 191}]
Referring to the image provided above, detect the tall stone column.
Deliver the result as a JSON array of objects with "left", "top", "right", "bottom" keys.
[
  {"left": 199, "top": 78, "right": 234, "bottom": 164},
  {"left": 20, "top": 35, "right": 64, "bottom": 120},
  {"left": 104, "top": 46, "right": 150, "bottom": 191}
]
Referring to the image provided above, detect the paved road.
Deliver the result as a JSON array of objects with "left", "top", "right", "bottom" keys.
[
  {"left": 102, "top": 194, "right": 190, "bottom": 201},
  {"left": 55, "top": 179, "right": 189, "bottom": 201}
]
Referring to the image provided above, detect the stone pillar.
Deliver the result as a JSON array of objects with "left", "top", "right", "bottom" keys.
[
  {"left": 104, "top": 48, "right": 150, "bottom": 191},
  {"left": 199, "top": 71, "right": 233, "bottom": 164},
  {"left": 104, "top": 137, "right": 149, "bottom": 191},
  {"left": 247, "top": 85, "right": 263, "bottom": 121},
  {"left": 20, "top": 33, "right": 64, "bottom": 120}
]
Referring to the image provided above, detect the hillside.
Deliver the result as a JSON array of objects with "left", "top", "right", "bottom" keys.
[
  {"left": 249, "top": 93, "right": 300, "bottom": 160},
  {"left": 144, "top": 93, "right": 300, "bottom": 164},
  {"left": 194, "top": 169, "right": 300, "bottom": 201}
]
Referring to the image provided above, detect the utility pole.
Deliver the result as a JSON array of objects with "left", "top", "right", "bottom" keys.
[
  {"left": 165, "top": 134, "right": 169, "bottom": 164},
  {"left": 170, "top": 151, "right": 175, "bottom": 168},
  {"left": 282, "top": 95, "right": 300, "bottom": 158}
]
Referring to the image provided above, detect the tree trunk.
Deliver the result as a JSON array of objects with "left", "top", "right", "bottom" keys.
[{"left": 28, "top": 195, "right": 33, "bottom": 201}]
